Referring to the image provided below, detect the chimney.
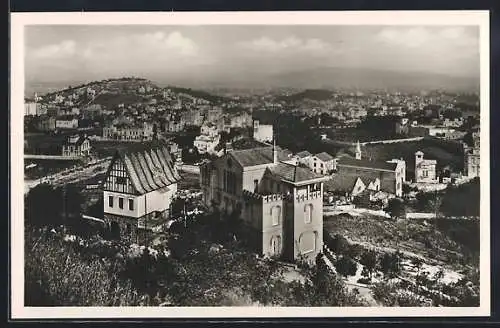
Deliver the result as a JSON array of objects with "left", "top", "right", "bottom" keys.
[{"left": 273, "top": 136, "right": 278, "bottom": 164}]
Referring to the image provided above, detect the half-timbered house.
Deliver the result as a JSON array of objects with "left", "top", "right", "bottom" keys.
[{"left": 102, "top": 140, "right": 181, "bottom": 241}]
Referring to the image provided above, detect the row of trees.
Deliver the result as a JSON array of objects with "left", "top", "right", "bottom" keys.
[
  {"left": 325, "top": 233, "right": 403, "bottom": 280},
  {"left": 385, "top": 178, "right": 480, "bottom": 220}
]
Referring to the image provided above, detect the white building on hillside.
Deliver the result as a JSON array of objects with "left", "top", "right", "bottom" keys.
[{"left": 253, "top": 120, "right": 273, "bottom": 143}]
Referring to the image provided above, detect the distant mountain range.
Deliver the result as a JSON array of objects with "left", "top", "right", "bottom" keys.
[
  {"left": 25, "top": 66, "right": 479, "bottom": 97},
  {"left": 259, "top": 67, "right": 478, "bottom": 92}
]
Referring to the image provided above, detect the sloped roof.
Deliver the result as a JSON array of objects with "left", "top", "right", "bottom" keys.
[
  {"left": 325, "top": 174, "right": 360, "bottom": 193},
  {"left": 266, "top": 162, "right": 326, "bottom": 184},
  {"left": 229, "top": 146, "right": 292, "bottom": 167},
  {"left": 296, "top": 150, "right": 312, "bottom": 158},
  {"left": 337, "top": 157, "right": 398, "bottom": 171},
  {"left": 111, "top": 140, "right": 181, "bottom": 194},
  {"left": 64, "top": 135, "right": 89, "bottom": 147},
  {"left": 315, "top": 151, "right": 334, "bottom": 162}
]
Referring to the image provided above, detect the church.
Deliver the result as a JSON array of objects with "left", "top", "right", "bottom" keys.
[{"left": 331, "top": 141, "right": 406, "bottom": 198}]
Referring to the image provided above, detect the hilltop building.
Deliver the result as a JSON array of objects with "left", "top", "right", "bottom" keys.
[
  {"left": 200, "top": 143, "right": 329, "bottom": 264},
  {"left": 414, "top": 151, "right": 438, "bottom": 183},
  {"left": 102, "top": 141, "right": 181, "bottom": 241}
]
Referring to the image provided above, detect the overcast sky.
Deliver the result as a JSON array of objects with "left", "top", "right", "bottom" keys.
[{"left": 25, "top": 25, "right": 480, "bottom": 84}]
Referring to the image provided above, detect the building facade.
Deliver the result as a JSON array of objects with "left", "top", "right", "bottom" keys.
[
  {"left": 334, "top": 156, "right": 406, "bottom": 197},
  {"left": 252, "top": 120, "right": 274, "bottom": 143},
  {"left": 200, "top": 145, "right": 329, "bottom": 263},
  {"left": 103, "top": 122, "right": 154, "bottom": 141},
  {"left": 35, "top": 116, "right": 56, "bottom": 132},
  {"left": 464, "top": 131, "right": 480, "bottom": 178},
  {"left": 55, "top": 116, "right": 79, "bottom": 129},
  {"left": 414, "top": 151, "right": 438, "bottom": 183},
  {"left": 309, "top": 152, "right": 335, "bottom": 175},
  {"left": 102, "top": 141, "right": 181, "bottom": 241},
  {"left": 62, "top": 135, "right": 91, "bottom": 157}
]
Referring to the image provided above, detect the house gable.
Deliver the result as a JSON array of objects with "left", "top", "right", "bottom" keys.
[
  {"left": 103, "top": 155, "right": 138, "bottom": 195},
  {"left": 351, "top": 177, "right": 367, "bottom": 196},
  {"left": 367, "top": 178, "right": 381, "bottom": 191}
]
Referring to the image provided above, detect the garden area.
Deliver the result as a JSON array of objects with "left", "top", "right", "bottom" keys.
[{"left": 322, "top": 213, "right": 480, "bottom": 307}]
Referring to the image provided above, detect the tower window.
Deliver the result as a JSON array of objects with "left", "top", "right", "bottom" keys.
[
  {"left": 304, "top": 204, "right": 313, "bottom": 224},
  {"left": 119, "top": 197, "right": 124, "bottom": 209}
]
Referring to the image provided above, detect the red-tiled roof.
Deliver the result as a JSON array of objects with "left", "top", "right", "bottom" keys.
[{"left": 110, "top": 140, "right": 180, "bottom": 194}]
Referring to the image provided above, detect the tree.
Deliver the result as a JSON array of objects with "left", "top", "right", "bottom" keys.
[
  {"left": 416, "top": 192, "right": 442, "bottom": 213},
  {"left": 360, "top": 250, "right": 378, "bottom": 279},
  {"left": 25, "top": 233, "right": 144, "bottom": 306},
  {"left": 326, "top": 233, "right": 349, "bottom": 255},
  {"left": 385, "top": 198, "right": 406, "bottom": 220},
  {"left": 378, "top": 252, "right": 401, "bottom": 278},
  {"left": 62, "top": 184, "right": 85, "bottom": 220},
  {"left": 334, "top": 256, "right": 358, "bottom": 277},
  {"left": 402, "top": 184, "right": 412, "bottom": 196},
  {"left": 26, "top": 184, "right": 63, "bottom": 228}
]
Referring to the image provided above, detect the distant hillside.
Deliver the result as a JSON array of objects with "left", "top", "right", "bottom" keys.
[
  {"left": 29, "top": 77, "right": 226, "bottom": 108},
  {"left": 268, "top": 67, "right": 479, "bottom": 92},
  {"left": 278, "top": 89, "right": 334, "bottom": 102},
  {"left": 165, "top": 86, "right": 228, "bottom": 104}
]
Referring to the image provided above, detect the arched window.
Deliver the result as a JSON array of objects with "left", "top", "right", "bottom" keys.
[
  {"left": 271, "top": 205, "right": 281, "bottom": 226},
  {"left": 270, "top": 235, "right": 282, "bottom": 256},
  {"left": 304, "top": 204, "right": 313, "bottom": 224},
  {"left": 299, "top": 231, "right": 317, "bottom": 254}
]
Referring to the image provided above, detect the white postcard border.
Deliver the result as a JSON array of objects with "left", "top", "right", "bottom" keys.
[{"left": 10, "top": 10, "right": 491, "bottom": 319}]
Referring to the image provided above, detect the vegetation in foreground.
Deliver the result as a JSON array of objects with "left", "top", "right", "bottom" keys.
[{"left": 24, "top": 183, "right": 365, "bottom": 307}]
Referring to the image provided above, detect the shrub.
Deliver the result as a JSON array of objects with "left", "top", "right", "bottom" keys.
[{"left": 335, "top": 256, "right": 358, "bottom": 277}]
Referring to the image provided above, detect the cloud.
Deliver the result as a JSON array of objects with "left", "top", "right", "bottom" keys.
[
  {"left": 238, "top": 36, "right": 333, "bottom": 55},
  {"left": 32, "top": 40, "right": 76, "bottom": 59},
  {"left": 141, "top": 31, "right": 198, "bottom": 56},
  {"left": 376, "top": 26, "right": 478, "bottom": 49},
  {"left": 376, "top": 27, "right": 430, "bottom": 48}
]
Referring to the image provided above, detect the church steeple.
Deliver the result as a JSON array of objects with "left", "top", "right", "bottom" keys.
[{"left": 355, "top": 140, "right": 362, "bottom": 160}]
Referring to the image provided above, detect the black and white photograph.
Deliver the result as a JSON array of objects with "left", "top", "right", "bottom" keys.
[{"left": 10, "top": 11, "right": 490, "bottom": 318}]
